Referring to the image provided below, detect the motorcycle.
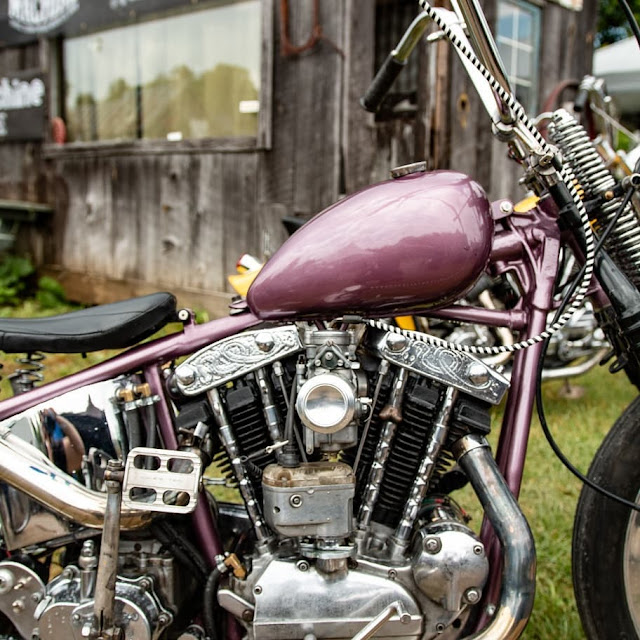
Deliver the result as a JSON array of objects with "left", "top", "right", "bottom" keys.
[{"left": 0, "top": 1, "right": 640, "bottom": 639}]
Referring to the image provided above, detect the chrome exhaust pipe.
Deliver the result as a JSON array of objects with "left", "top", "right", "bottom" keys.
[
  {"left": 0, "top": 430, "right": 150, "bottom": 530},
  {"left": 452, "top": 435, "right": 536, "bottom": 640}
]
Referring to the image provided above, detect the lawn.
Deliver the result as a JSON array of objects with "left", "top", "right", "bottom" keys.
[{"left": 0, "top": 300, "right": 636, "bottom": 638}]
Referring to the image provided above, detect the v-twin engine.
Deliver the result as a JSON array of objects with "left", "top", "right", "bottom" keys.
[{"left": 173, "top": 323, "right": 513, "bottom": 639}]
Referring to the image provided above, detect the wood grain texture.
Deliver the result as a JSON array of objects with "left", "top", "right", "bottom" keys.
[{"left": 0, "top": 1, "right": 598, "bottom": 313}]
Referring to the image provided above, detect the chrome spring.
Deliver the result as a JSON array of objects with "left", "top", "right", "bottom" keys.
[
  {"left": 549, "top": 109, "right": 640, "bottom": 287},
  {"left": 9, "top": 352, "right": 45, "bottom": 395}
]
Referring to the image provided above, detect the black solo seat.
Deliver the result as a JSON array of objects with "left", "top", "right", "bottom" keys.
[{"left": 0, "top": 292, "right": 177, "bottom": 354}]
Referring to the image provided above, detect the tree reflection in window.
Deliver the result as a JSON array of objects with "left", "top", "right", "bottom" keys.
[{"left": 64, "top": 0, "right": 261, "bottom": 142}]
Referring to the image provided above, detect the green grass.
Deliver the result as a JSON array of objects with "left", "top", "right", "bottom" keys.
[
  {"left": 0, "top": 299, "right": 636, "bottom": 637},
  {"left": 499, "top": 367, "right": 636, "bottom": 639}
]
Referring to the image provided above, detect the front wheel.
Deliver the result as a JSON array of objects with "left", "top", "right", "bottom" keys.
[{"left": 572, "top": 395, "right": 640, "bottom": 639}]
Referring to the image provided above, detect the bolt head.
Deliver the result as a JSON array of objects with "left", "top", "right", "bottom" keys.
[
  {"left": 424, "top": 537, "right": 441, "bottom": 554},
  {"left": 11, "top": 598, "right": 25, "bottom": 613},
  {"left": 255, "top": 332, "right": 275, "bottom": 353},
  {"left": 289, "top": 494, "right": 303, "bottom": 508},
  {"left": 176, "top": 364, "right": 197, "bottom": 387},
  {"left": 386, "top": 333, "right": 407, "bottom": 352},
  {"left": 499, "top": 201, "right": 514, "bottom": 214},
  {"left": 467, "top": 363, "right": 489, "bottom": 385},
  {"left": 464, "top": 588, "right": 481, "bottom": 604}
]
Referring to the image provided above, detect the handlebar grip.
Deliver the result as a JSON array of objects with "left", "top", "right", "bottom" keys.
[{"left": 360, "top": 54, "right": 407, "bottom": 113}]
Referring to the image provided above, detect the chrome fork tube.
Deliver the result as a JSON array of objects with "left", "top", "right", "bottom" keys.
[{"left": 452, "top": 435, "right": 536, "bottom": 640}]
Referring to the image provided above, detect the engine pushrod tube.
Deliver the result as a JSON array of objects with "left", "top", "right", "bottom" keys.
[
  {"left": 453, "top": 435, "right": 536, "bottom": 640},
  {"left": 356, "top": 368, "right": 408, "bottom": 533},
  {"left": 0, "top": 431, "right": 150, "bottom": 530},
  {"left": 389, "top": 386, "right": 458, "bottom": 553},
  {"left": 207, "top": 388, "right": 272, "bottom": 544}
]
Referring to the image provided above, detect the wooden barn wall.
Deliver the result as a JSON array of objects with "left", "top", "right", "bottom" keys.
[
  {"left": 256, "top": 0, "right": 353, "bottom": 257},
  {"left": 0, "top": 0, "right": 597, "bottom": 313},
  {"left": 37, "top": 150, "right": 259, "bottom": 314}
]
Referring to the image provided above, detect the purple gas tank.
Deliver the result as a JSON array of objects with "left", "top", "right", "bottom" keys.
[{"left": 247, "top": 170, "right": 494, "bottom": 320}]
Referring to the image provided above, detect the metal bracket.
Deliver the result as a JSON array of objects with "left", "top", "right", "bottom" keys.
[{"left": 122, "top": 447, "right": 202, "bottom": 514}]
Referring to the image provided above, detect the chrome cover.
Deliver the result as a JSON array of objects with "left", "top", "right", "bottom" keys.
[
  {"left": 37, "top": 568, "right": 172, "bottom": 640},
  {"left": 0, "top": 561, "right": 45, "bottom": 638},
  {"left": 175, "top": 326, "right": 303, "bottom": 396},
  {"left": 122, "top": 447, "right": 202, "bottom": 514},
  {"left": 224, "top": 557, "right": 423, "bottom": 640},
  {"left": 375, "top": 332, "right": 509, "bottom": 404},
  {"left": 0, "top": 379, "right": 131, "bottom": 549}
]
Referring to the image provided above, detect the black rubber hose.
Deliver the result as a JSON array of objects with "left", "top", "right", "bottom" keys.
[
  {"left": 125, "top": 407, "right": 143, "bottom": 450},
  {"left": 203, "top": 567, "right": 223, "bottom": 640}
]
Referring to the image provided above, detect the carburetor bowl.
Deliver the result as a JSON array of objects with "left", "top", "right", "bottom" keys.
[{"left": 262, "top": 461, "right": 355, "bottom": 539}]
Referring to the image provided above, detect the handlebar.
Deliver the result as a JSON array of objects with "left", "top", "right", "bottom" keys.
[{"left": 360, "top": 12, "right": 430, "bottom": 113}]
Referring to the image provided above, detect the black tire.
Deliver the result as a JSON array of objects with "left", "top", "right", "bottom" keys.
[{"left": 572, "top": 395, "right": 640, "bottom": 639}]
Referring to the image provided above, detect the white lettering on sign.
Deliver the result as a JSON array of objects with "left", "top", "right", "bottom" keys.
[
  {"left": 0, "top": 113, "right": 7, "bottom": 137},
  {"left": 0, "top": 78, "right": 45, "bottom": 111},
  {"left": 8, "top": 0, "right": 80, "bottom": 34}
]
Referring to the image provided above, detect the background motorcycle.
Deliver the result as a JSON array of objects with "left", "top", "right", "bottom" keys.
[{"left": 0, "top": 1, "right": 639, "bottom": 640}]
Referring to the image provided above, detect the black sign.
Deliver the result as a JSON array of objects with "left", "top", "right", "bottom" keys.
[
  {"left": 0, "top": 0, "right": 204, "bottom": 46},
  {"left": 0, "top": 69, "right": 45, "bottom": 142}
]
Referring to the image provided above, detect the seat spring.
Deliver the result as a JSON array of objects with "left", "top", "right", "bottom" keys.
[{"left": 9, "top": 352, "right": 45, "bottom": 396}]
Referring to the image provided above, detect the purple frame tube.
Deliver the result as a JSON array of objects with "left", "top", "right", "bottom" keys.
[
  {"left": 0, "top": 312, "right": 261, "bottom": 576},
  {"left": 0, "top": 312, "right": 261, "bottom": 421}
]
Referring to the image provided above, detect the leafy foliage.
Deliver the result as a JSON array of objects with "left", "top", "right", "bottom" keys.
[
  {"left": 0, "top": 256, "right": 67, "bottom": 308},
  {"left": 597, "top": 0, "right": 640, "bottom": 46},
  {"left": 0, "top": 256, "right": 35, "bottom": 305}
]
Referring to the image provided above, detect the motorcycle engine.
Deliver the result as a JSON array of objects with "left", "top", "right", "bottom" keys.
[{"left": 173, "top": 323, "right": 509, "bottom": 640}]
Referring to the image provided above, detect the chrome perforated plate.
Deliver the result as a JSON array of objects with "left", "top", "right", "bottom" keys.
[{"left": 122, "top": 447, "right": 202, "bottom": 514}]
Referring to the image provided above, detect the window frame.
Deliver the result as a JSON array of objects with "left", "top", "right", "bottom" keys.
[
  {"left": 495, "top": 0, "right": 541, "bottom": 115},
  {"left": 44, "top": 0, "right": 273, "bottom": 157}
]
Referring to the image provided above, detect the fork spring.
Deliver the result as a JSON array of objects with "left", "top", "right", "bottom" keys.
[{"left": 549, "top": 109, "right": 640, "bottom": 287}]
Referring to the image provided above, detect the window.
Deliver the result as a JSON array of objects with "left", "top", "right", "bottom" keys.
[
  {"left": 63, "top": 0, "right": 261, "bottom": 142},
  {"left": 496, "top": 0, "right": 541, "bottom": 114}
]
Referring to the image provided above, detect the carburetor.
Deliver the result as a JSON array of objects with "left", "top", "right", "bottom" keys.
[{"left": 296, "top": 329, "right": 370, "bottom": 453}]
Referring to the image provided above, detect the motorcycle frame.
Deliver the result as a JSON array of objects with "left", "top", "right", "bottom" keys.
[{"left": 0, "top": 189, "right": 600, "bottom": 631}]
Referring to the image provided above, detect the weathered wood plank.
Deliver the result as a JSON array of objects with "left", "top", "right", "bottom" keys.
[
  {"left": 40, "top": 265, "right": 233, "bottom": 317},
  {"left": 342, "top": 0, "right": 376, "bottom": 193}
]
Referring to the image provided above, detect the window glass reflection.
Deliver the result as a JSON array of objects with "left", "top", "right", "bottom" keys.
[{"left": 64, "top": 0, "right": 261, "bottom": 142}]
